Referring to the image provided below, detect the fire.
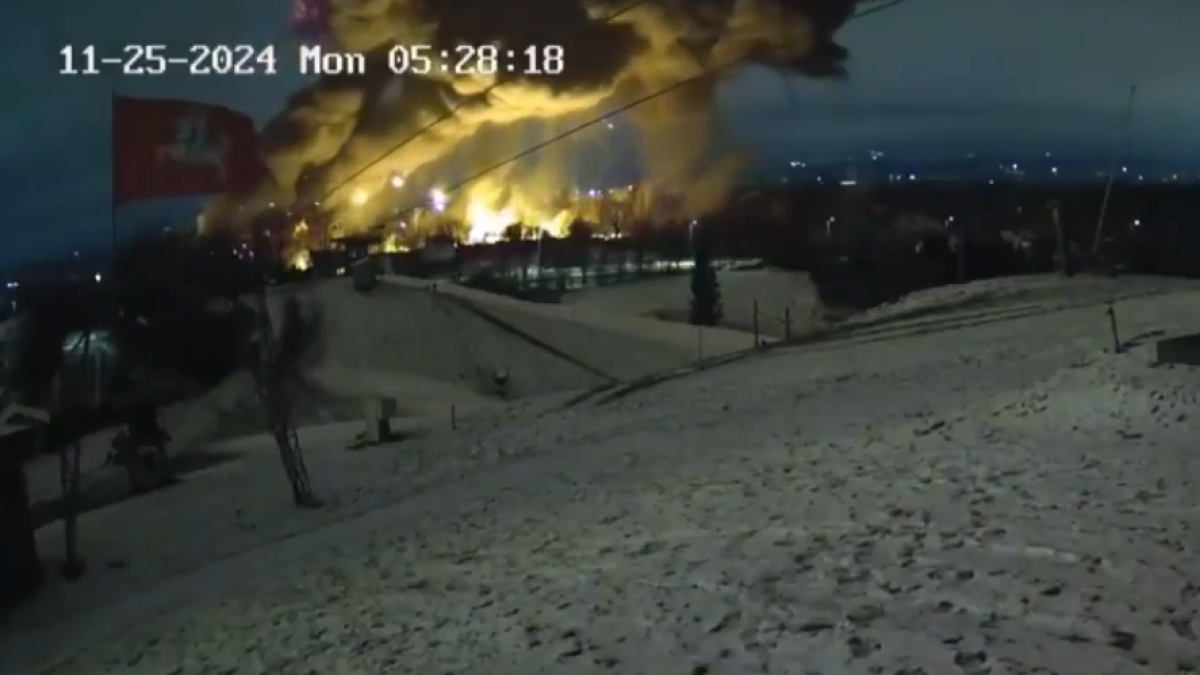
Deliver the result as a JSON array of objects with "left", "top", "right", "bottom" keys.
[
  {"left": 286, "top": 219, "right": 313, "bottom": 270},
  {"left": 381, "top": 233, "right": 407, "bottom": 253},
  {"left": 461, "top": 200, "right": 577, "bottom": 243},
  {"left": 289, "top": 249, "right": 313, "bottom": 270},
  {"left": 264, "top": 177, "right": 637, "bottom": 256},
  {"left": 452, "top": 180, "right": 582, "bottom": 243},
  {"left": 464, "top": 202, "right": 516, "bottom": 242}
]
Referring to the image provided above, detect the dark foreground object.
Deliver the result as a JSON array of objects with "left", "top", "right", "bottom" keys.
[
  {"left": 1155, "top": 333, "right": 1200, "bottom": 367},
  {"left": 0, "top": 429, "right": 42, "bottom": 612}
]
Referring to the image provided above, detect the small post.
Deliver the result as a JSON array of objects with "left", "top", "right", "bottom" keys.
[
  {"left": 450, "top": 403, "right": 457, "bottom": 430},
  {"left": 1107, "top": 303, "right": 1122, "bottom": 353},
  {"left": 361, "top": 396, "right": 395, "bottom": 444},
  {"left": 696, "top": 326, "right": 704, "bottom": 363},
  {"left": 783, "top": 307, "right": 792, "bottom": 341},
  {"left": 1050, "top": 200, "right": 1069, "bottom": 277},
  {"left": 752, "top": 299, "right": 760, "bottom": 347},
  {"left": 955, "top": 233, "right": 966, "bottom": 283}
]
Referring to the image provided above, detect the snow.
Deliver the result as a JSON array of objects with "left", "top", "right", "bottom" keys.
[
  {"left": 560, "top": 268, "right": 1197, "bottom": 343},
  {"left": 562, "top": 268, "right": 824, "bottom": 338},
  {"left": 382, "top": 274, "right": 758, "bottom": 367},
  {"left": 22, "top": 274, "right": 753, "bottom": 506},
  {"left": 847, "top": 273, "right": 1198, "bottom": 327},
  {"left": 5, "top": 274, "right": 1200, "bottom": 675}
]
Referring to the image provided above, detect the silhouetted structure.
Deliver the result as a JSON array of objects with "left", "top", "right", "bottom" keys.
[{"left": 0, "top": 427, "right": 41, "bottom": 612}]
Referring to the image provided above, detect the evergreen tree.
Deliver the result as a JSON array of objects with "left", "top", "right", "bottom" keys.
[{"left": 688, "top": 224, "right": 723, "bottom": 327}]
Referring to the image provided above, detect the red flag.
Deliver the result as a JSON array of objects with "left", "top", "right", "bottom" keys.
[{"left": 112, "top": 96, "right": 266, "bottom": 204}]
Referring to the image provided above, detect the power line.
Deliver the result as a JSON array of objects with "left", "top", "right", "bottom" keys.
[
  {"left": 317, "top": 0, "right": 653, "bottom": 206},
  {"left": 380, "top": 0, "right": 918, "bottom": 216}
]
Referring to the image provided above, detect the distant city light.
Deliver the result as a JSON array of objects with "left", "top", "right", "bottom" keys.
[
  {"left": 351, "top": 190, "right": 369, "bottom": 206},
  {"left": 389, "top": 174, "right": 404, "bottom": 188}
]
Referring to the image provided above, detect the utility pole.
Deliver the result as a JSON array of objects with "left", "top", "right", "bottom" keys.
[{"left": 1091, "top": 84, "right": 1138, "bottom": 256}]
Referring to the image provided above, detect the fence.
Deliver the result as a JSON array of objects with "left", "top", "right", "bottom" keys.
[{"left": 750, "top": 299, "right": 797, "bottom": 345}]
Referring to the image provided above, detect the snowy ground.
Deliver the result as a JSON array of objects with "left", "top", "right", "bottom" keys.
[
  {"left": 21, "top": 275, "right": 754, "bottom": 506},
  {"left": 563, "top": 267, "right": 824, "bottom": 338},
  {"left": 5, "top": 275, "right": 1200, "bottom": 675}
]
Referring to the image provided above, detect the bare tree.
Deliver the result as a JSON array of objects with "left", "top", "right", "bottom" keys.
[
  {"left": 249, "top": 224, "right": 321, "bottom": 508},
  {"left": 117, "top": 223, "right": 322, "bottom": 506},
  {"left": 250, "top": 291, "right": 321, "bottom": 507}
]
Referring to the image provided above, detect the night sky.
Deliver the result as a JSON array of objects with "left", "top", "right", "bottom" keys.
[{"left": 3, "top": 0, "right": 1198, "bottom": 266}]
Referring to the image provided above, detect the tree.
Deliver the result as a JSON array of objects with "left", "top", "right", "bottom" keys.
[
  {"left": 689, "top": 222, "right": 723, "bottom": 327},
  {"left": 0, "top": 227, "right": 318, "bottom": 597},
  {"left": 122, "top": 223, "right": 320, "bottom": 506},
  {"left": 567, "top": 219, "right": 594, "bottom": 287},
  {"left": 249, "top": 221, "right": 321, "bottom": 507},
  {"left": 501, "top": 223, "right": 525, "bottom": 242}
]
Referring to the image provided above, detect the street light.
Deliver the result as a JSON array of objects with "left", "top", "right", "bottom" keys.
[
  {"left": 429, "top": 188, "right": 447, "bottom": 212},
  {"left": 389, "top": 174, "right": 404, "bottom": 188},
  {"left": 351, "top": 190, "right": 369, "bottom": 206}
]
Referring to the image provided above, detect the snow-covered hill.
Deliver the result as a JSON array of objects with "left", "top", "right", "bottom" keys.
[
  {"left": 5, "top": 274, "right": 1200, "bottom": 675},
  {"left": 563, "top": 267, "right": 824, "bottom": 338},
  {"left": 21, "top": 275, "right": 757, "bottom": 506}
]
